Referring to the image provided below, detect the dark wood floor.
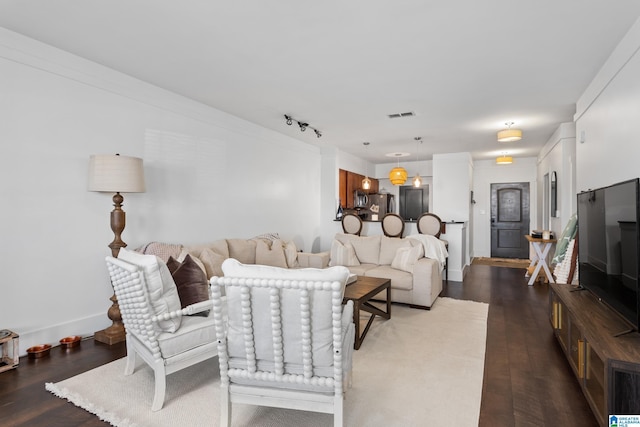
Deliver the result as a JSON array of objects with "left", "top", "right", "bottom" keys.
[{"left": 0, "top": 264, "right": 597, "bottom": 427}]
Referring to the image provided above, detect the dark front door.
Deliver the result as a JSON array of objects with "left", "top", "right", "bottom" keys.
[
  {"left": 399, "top": 186, "right": 429, "bottom": 221},
  {"left": 491, "top": 182, "right": 530, "bottom": 259}
]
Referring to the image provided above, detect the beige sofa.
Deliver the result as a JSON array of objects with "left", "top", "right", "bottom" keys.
[
  {"left": 327, "top": 233, "right": 445, "bottom": 309},
  {"left": 138, "top": 232, "right": 444, "bottom": 309}
]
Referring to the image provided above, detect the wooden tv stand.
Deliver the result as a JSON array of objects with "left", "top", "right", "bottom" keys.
[{"left": 549, "top": 283, "right": 640, "bottom": 426}]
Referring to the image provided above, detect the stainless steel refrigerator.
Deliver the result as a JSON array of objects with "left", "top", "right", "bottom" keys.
[{"left": 367, "top": 194, "right": 395, "bottom": 220}]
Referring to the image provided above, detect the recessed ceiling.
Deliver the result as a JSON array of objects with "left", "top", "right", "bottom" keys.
[{"left": 1, "top": 1, "right": 639, "bottom": 163}]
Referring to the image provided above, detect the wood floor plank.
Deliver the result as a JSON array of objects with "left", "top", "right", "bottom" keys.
[{"left": 0, "top": 264, "right": 598, "bottom": 427}]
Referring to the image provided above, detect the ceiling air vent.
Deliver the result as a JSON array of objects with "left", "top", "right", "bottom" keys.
[{"left": 388, "top": 111, "right": 416, "bottom": 119}]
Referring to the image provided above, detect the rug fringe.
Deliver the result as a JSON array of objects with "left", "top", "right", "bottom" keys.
[{"left": 45, "top": 382, "right": 135, "bottom": 427}]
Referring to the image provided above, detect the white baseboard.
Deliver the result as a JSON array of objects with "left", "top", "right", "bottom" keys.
[{"left": 16, "top": 314, "right": 110, "bottom": 357}]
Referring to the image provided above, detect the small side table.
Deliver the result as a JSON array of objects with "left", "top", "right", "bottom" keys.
[
  {"left": 525, "top": 235, "right": 557, "bottom": 286},
  {"left": 0, "top": 329, "right": 19, "bottom": 373}
]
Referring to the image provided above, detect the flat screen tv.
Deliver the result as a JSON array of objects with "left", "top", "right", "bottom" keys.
[{"left": 577, "top": 178, "right": 640, "bottom": 333}]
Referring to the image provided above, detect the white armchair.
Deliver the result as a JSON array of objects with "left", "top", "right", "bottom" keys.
[
  {"left": 210, "top": 258, "right": 354, "bottom": 427},
  {"left": 105, "top": 250, "right": 217, "bottom": 411}
]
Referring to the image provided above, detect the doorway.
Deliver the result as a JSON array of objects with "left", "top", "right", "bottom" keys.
[{"left": 490, "top": 182, "right": 530, "bottom": 259}]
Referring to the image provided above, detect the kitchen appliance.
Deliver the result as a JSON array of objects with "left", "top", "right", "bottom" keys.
[
  {"left": 367, "top": 193, "right": 395, "bottom": 220},
  {"left": 354, "top": 190, "right": 368, "bottom": 208}
]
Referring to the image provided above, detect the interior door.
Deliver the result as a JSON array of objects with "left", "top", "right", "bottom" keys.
[
  {"left": 399, "top": 186, "right": 429, "bottom": 221},
  {"left": 491, "top": 182, "right": 530, "bottom": 259}
]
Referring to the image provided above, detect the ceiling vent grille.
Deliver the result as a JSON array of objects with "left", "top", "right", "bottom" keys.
[{"left": 388, "top": 111, "right": 415, "bottom": 119}]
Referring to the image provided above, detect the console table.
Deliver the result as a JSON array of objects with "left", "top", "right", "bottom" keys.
[{"left": 525, "top": 235, "right": 557, "bottom": 285}]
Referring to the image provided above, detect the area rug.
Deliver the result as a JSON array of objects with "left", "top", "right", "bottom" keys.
[
  {"left": 472, "top": 256, "right": 530, "bottom": 269},
  {"left": 47, "top": 297, "right": 488, "bottom": 427}
]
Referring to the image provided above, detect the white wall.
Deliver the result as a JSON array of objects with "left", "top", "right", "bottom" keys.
[
  {"left": 471, "top": 157, "right": 538, "bottom": 258},
  {"left": 575, "top": 17, "right": 640, "bottom": 191},
  {"left": 0, "top": 28, "right": 323, "bottom": 353},
  {"left": 536, "top": 123, "right": 577, "bottom": 241}
]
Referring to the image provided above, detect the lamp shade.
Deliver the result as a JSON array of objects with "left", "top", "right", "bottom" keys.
[
  {"left": 88, "top": 154, "right": 146, "bottom": 193},
  {"left": 496, "top": 155, "right": 513, "bottom": 165},
  {"left": 389, "top": 167, "right": 408, "bottom": 185},
  {"left": 497, "top": 128, "right": 522, "bottom": 142}
]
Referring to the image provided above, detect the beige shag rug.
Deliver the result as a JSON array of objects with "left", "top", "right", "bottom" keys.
[{"left": 47, "top": 297, "right": 488, "bottom": 427}]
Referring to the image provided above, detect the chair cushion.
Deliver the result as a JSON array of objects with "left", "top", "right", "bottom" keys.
[
  {"left": 255, "top": 239, "right": 288, "bottom": 268},
  {"left": 391, "top": 244, "right": 425, "bottom": 273},
  {"left": 118, "top": 248, "right": 182, "bottom": 332},
  {"left": 166, "top": 255, "right": 210, "bottom": 316},
  {"left": 220, "top": 259, "right": 350, "bottom": 368},
  {"left": 157, "top": 312, "right": 216, "bottom": 359},
  {"left": 329, "top": 239, "right": 360, "bottom": 267}
]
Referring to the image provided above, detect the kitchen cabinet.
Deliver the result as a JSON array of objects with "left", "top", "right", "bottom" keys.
[{"left": 339, "top": 169, "right": 378, "bottom": 208}]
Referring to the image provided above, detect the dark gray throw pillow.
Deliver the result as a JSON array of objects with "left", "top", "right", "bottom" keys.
[{"left": 166, "top": 255, "right": 210, "bottom": 317}]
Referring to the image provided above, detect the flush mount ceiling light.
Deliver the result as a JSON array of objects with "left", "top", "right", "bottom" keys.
[
  {"left": 496, "top": 153, "right": 513, "bottom": 165},
  {"left": 497, "top": 122, "right": 522, "bottom": 142},
  {"left": 386, "top": 152, "right": 410, "bottom": 185},
  {"left": 362, "top": 142, "right": 371, "bottom": 190},
  {"left": 284, "top": 114, "right": 322, "bottom": 138}
]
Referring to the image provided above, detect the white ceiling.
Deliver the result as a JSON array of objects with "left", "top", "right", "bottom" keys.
[{"left": 2, "top": 1, "right": 640, "bottom": 163}]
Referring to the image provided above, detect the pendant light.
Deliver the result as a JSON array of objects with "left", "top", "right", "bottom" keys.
[
  {"left": 497, "top": 122, "right": 522, "bottom": 142},
  {"left": 496, "top": 152, "right": 513, "bottom": 164},
  {"left": 389, "top": 153, "right": 408, "bottom": 185},
  {"left": 362, "top": 142, "right": 371, "bottom": 190},
  {"left": 412, "top": 137, "right": 422, "bottom": 187}
]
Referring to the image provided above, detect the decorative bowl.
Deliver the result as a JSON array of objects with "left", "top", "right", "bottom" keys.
[
  {"left": 27, "top": 344, "right": 52, "bottom": 359},
  {"left": 59, "top": 336, "right": 82, "bottom": 349}
]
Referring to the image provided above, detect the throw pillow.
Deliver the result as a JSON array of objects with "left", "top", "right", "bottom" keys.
[
  {"left": 255, "top": 239, "right": 288, "bottom": 268},
  {"left": 166, "top": 255, "right": 210, "bottom": 317},
  {"left": 329, "top": 239, "right": 360, "bottom": 267},
  {"left": 117, "top": 248, "right": 182, "bottom": 333},
  {"left": 391, "top": 244, "right": 425, "bottom": 273},
  {"left": 281, "top": 239, "right": 300, "bottom": 268},
  {"left": 198, "top": 248, "right": 226, "bottom": 278}
]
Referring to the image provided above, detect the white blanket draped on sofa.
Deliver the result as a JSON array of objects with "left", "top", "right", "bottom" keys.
[{"left": 407, "top": 234, "right": 448, "bottom": 271}]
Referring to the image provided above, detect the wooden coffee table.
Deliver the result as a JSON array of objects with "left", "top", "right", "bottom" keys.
[{"left": 343, "top": 276, "right": 391, "bottom": 350}]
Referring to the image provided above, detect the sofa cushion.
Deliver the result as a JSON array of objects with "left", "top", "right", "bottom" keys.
[
  {"left": 336, "top": 234, "right": 381, "bottom": 265},
  {"left": 365, "top": 265, "right": 413, "bottom": 290},
  {"left": 187, "top": 239, "right": 229, "bottom": 261},
  {"left": 346, "top": 263, "right": 378, "bottom": 276},
  {"left": 118, "top": 248, "right": 182, "bottom": 332},
  {"left": 391, "top": 244, "right": 425, "bottom": 273},
  {"left": 197, "top": 248, "right": 226, "bottom": 279},
  {"left": 227, "top": 238, "right": 257, "bottom": 264},
  {"left": 166, "top": 255, "right": 210, "bottom": 316},
  {"left": 379, "top": 236, "right": 413, "bottom": 265},
  {"left": 255, "top": 239, "right": 288, "bottom": 268},
  {"left": 282, "top": 240, "right": 300, "bottom": 268},
  {"left": 329, "top": 239, "right": 360, "bottom": 267}
]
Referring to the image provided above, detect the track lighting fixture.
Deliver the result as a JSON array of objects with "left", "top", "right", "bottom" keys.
[{"left": 283, "top": 114, "right": 322, "bottom": 138}]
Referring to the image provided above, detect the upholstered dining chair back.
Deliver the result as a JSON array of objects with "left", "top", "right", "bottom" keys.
[
  {"left": 105, "top": 251, "right": 217, "bottom": 411},
  {"left": 381, "top": 213, "right": 405, "bottom": 238},
  {"left": 341, "top": 213, "right": 363, "bottom": 235},
  {"left": 417, "top": 212, "right": 449, "bottom": 281},
  {"left": 417, "top": 213, "right": 443, "bottom": 238},
  {"left": 210, "top": 258, "right": 355, "bottom": 427}
]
